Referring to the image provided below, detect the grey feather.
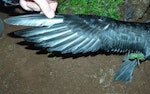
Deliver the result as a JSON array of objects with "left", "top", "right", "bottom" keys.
[
  {"left": 114, "top": 55, "right": 138, "bottom": 83},
  {"left": 5, "top": 14, "right": 63, "bottom": 27},
  {"left": 0, "top": 18, "right": 4, "bottom": 38}
]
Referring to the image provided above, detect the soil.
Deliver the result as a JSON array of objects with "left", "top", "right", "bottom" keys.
[{"left": 0, "top": 6, "right": 150, "bottom": 94}]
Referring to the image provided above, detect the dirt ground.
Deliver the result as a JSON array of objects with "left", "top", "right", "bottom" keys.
[{"left": 0, "top": 6, "right": 150, "bottom": 94}]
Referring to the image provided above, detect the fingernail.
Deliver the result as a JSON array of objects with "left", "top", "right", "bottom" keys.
[{"left": 46, "top": 12, "right": 55, "bottom": 18}]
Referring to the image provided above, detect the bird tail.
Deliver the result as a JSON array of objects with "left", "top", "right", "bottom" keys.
[{"left": 114, "top": 55, "right": 138, "bottom": 83}]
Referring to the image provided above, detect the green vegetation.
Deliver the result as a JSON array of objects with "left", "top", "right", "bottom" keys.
[
  {"left": 58, "top": 0, "right": 123, "bottom": 19},
  {"left": 129, "top": 53, "right": 144, "bottom": 66},
  {"left": 47, "top": 52, "right": 57, "bottom": 60},
  {"left": 129, "top": 53, "right": 144, "bottom": 60}
]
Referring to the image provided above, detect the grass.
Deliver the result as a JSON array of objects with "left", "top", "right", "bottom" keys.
[
  {"left": 57, "top": 0, "right": 123, "bottom": 19},
  {"left": 47, "top": 52, "right": 57, "bottom": 60}
]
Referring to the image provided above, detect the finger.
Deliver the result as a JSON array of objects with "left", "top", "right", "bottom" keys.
[
  {"left": 26, "top": 2, "right": 41, "bottom": 11},
  {"left": 19, "top": 0, "right": 33, "bottom": 11},
  {"left": 34, "top": 0, "right": 56, "bottom": 18},
  {"left": 49, "top": 1, "right": 58, "bottom": 12}
]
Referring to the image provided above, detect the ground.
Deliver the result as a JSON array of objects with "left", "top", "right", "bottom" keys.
[{"left": 0, "top": 6, "right": 150, "bottom": 94}]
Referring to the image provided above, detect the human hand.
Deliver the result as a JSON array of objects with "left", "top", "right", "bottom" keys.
[{"left": 19, "top": 0, "right": 58, "bottom": 18}]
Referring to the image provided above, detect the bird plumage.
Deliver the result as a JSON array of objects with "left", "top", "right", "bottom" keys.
[
  {"left": 0, "top": 18, "right": 3, "bottom": 38},
  {"left": 4, "top": 14, "right": 150, "bottom": 83}
]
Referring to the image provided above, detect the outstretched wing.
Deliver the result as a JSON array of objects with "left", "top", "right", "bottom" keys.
[
  {"left": 5, "top": 14, "right": 149, "bottom": 54},
  {"left": 5, "top": 14, "right": 114, "bottom": 54}
]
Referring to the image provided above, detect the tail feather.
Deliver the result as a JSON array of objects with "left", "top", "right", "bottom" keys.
[{"left": 114, "top": 55, "right": 138, "bottom": 83}]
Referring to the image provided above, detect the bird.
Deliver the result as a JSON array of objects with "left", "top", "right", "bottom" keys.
[
  {"left": 4, "top": 14, "right": 150, "bottom": 83},
  {"left": 0, "top": 18, "right": 3, "bottom": 38}
]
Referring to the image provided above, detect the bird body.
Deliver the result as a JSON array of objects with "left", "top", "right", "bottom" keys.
[{"left": 4, "top": 14, "right": 150, "bottom": 83}]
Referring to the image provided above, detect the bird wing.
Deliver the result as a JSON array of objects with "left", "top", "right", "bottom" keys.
[
  {"left": 5, "top": 14, "right": 113, "bottom": 54},
  {"left": 5, "top": 14, "right": 148, "bottom": 54}
]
